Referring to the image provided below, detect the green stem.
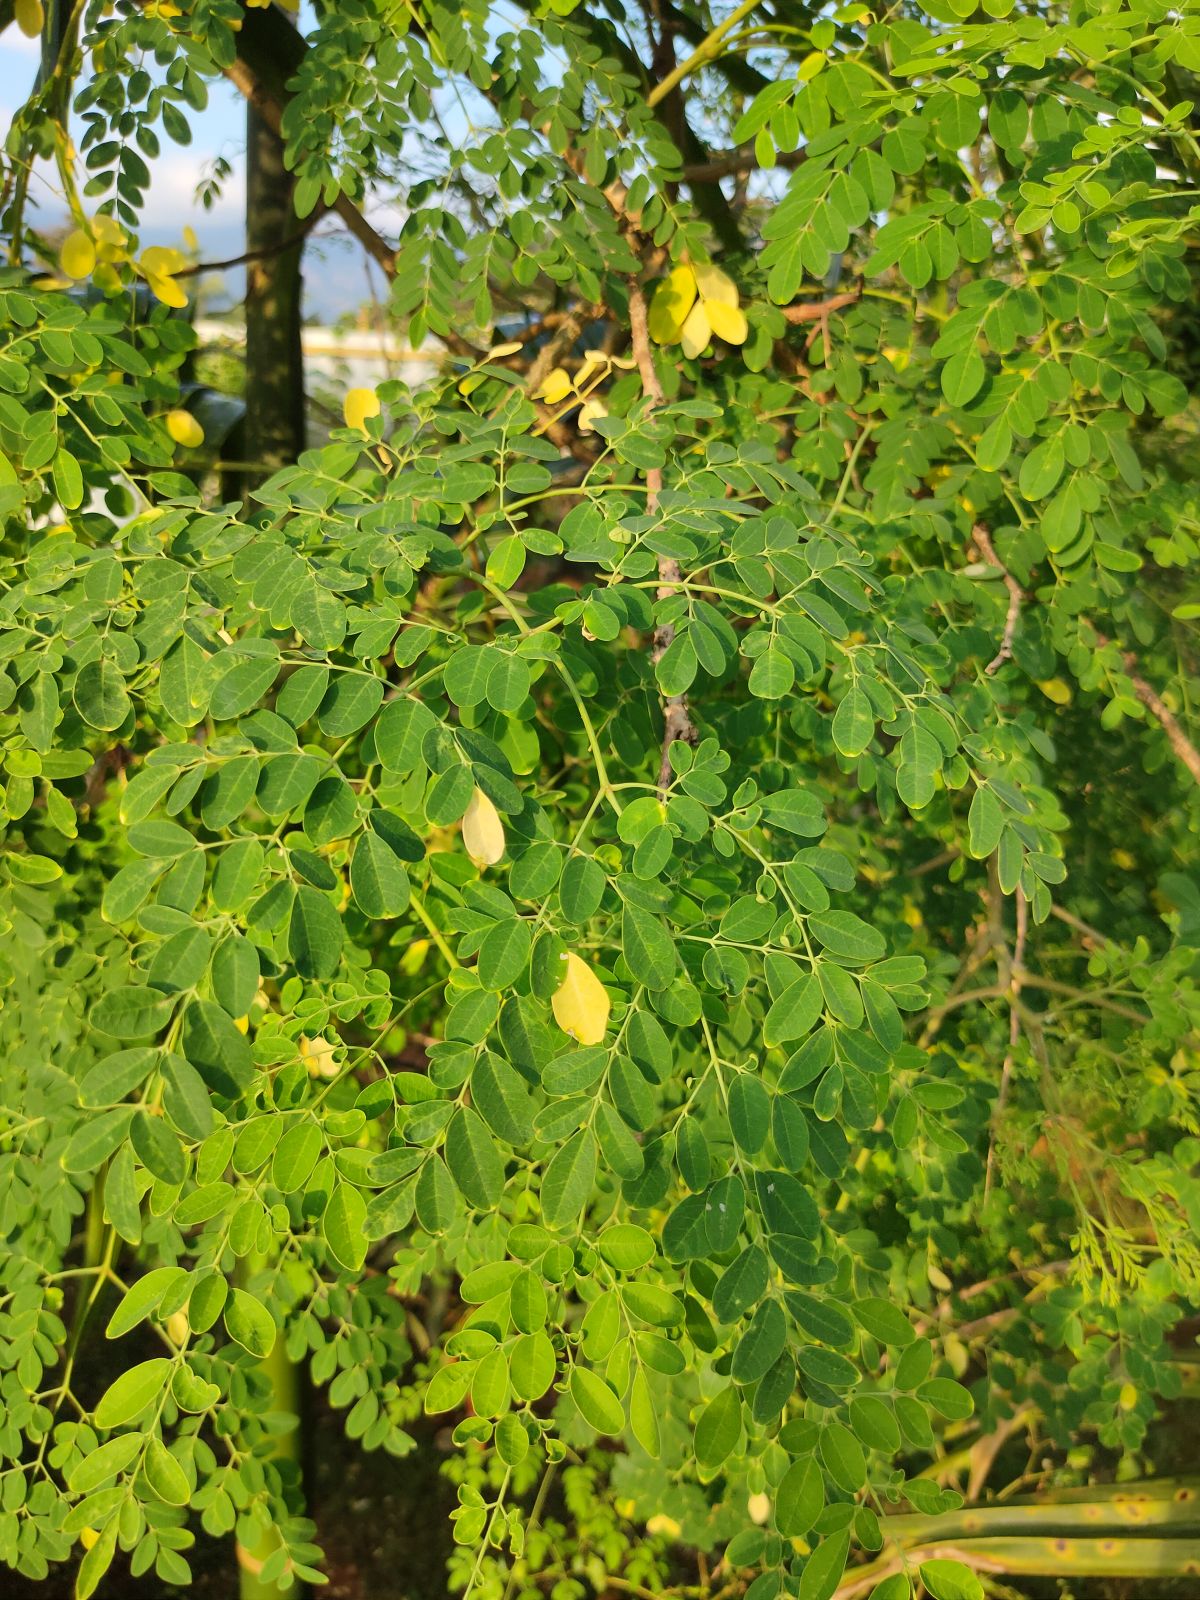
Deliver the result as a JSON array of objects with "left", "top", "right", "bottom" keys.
[{"left": 647, "top": 0, "right": 760, "bottom": 107}]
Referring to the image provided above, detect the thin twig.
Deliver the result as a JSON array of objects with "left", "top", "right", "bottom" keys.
[
  {"left": 628, "top": 279, "right": 697, "bottom": 791},
  {"left": 1093, "top": 629, "right": 1200, "bottom": 787},
  {"left": 986, "top": 887, "right": 1026, "bottom": 1199},
  {"left": 781, "top": 289, "right": 861, "bottom": 324},
  {"left": 973, "top": 523, "right": 1024, "bottom": 674},
  {"left": 174, "top": 211, "right": 327, "bottom": 278}
]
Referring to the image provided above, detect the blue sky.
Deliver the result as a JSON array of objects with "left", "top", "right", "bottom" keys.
[{"left": 0, "top": 20, "right": 371, "bottom": 319}]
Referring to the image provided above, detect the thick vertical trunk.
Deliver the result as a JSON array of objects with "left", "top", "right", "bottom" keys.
[
  {"left": 237, "top": 81, "right": 305, "bottom": 1600},
  {"left": 243, "top": 94, "right": 305, "bottom": 482}
]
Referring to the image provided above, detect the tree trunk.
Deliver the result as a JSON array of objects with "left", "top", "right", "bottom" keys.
[
  {"left": 243, "top": 84, "right": 305, "bottom": 483},
  {"left": 237, "top": 73, "right": 305, "bottom": 1600}
]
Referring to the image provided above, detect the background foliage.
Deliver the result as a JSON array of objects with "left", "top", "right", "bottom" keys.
[{"left": 2, "top": 1, "right": 1200, "bottom": 1598}]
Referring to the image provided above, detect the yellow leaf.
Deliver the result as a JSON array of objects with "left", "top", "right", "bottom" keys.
[
  {"left": 551, "top": 952, "right": 610, "bottom": 1046},
  {"left": 646, "top": 1514, "right": 681, "bottom": 1540},
  {"left": 15, "top": 0, "right": 43, "bottom": 36},
  {"left": 141, "top": 245, "right": 187, "bottom": 275},
  {"left": 680, "top": 300, "right": 712, "bottom": 359},
  {"left": 747, "top": 1493, "right": 771, "bottom": 1526},
  {"left": 166, "top": 1310, "right": 189, "bottom": 1345},
  {"left": 462, "top": 786, "right": 505, "bottom": 866},
  {"left": 486, "top": 340, "right": 523, "bottom": 359},
  {"left": 693, "top": 262, "right": 739, "bottom": 307},
  {"left": 578, "top": 397, "right": 607, "bottom": 433},
  {"left": 300, "top": 1035, "right": 339, "bottom": 1078},
  {"left": 535, "top": 366, "right": 574, "bottom": 404},
  {"left": 343, "top": 386, "right": 381, "bottom": 433},
  {"left": 144, "top": 270, "right": 188, "bottom": 309},
  {"left": 60, "top": 230, "right": 96, "bottom": 281},
  {"left": 79, "top": 1528, "right": 99, "bottom": 1552},
  {"left": 647, "top": 265, "right": 697, "bottom": 344},
  {"left": 1036, "top": 677, "right": 1072, "bottom": 705},
  {"left": 92, "top": 263, "right": 123, "bottom": 294},
  {"left": 705, "top": 299, "right": 748, "bottom": 345},
  {"left": 165, "top": 409, "right": 204, "bottom": 449},
  {"left": 93, "top": 214, "right": 127, "bottom": 258}
]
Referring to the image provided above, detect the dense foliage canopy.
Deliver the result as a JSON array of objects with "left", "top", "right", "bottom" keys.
[{"left": 2, "top": 1, "right": 1200, "bottom": 1598}]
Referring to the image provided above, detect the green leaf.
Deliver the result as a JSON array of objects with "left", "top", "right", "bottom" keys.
[
  {"left": 144, "top": 1436, "right": 190, "bottom": 1506},
  {"left": 919, "top": 1561, "right": 984, "bottom": 1600},
  {"left": 94, "top": 1358, "right": 172, "bottom": 1429},
  {"left": 967, "top": 785, "right": 1003, "bottom": 858},
  {"left": 67, "top": 1433, "right": 144, "bottom": 1493},
  {"left": 477, "top": 917, "right": 532, "bottom": 989},
  {"left": 541, "top": 1128, "right": 596, "bottom": 1229},
  {"left": 224, "top": 1288, "right": 276, "bottom": 1357},
  {"left": 764, "top": 973, "right": 822, "bottom": 1046},
  {"left": 444, "top": 1107, "right": 505, "bottom": 1208},
  {"left": 808, "top": 911, "right": 886, "bottom": 964},
  {"left": 732, "top": 1298, "right": 787, "bottom": 1385},
  {"left": 472, "top": 1052, "right": 536, "bottom": 1145},
  {"left": 323, "top": 1180, "right": 369, "bottom": 1270},
  {"left": 73, "top": 658, "right": 130, "bottom": 731},
  {"left": 832, "top": 685, "right": 873, "bottom": 757},
  {"left": 1018, "top": 434, "right": 1065, "bottom": 501},
  {"left": 776, "top": 1455, "right": 823, "bottom": 1537},
  {"left": 694, "top": 1385, "right": 742, "bottom": 1470},
  {"left": 629, "top": 1367, "right": 660, "bottom": 1458},
  {"left": 272, "top": 1119, "right": 322, "bottom": 1194},
  {"left": 597, "top": 1224, "right": 655, "bottom": 1271},
  {"left": 853, "top": 1297, "right": 916, "bottom": 1347},
  {"left": 799, "top": 1531, "right": 850, "bottom": 1600},
  {"left": 941, "top": 347, "right": 985, "bottom": 406},
  {"left": 559, "top": 855, "right": 606, "bottom": 923},
  {"left": 289, "top": 885, "right": 343, "bottom": 978},
  {"left": 621, "top": 902, "right": 675, "bottom": 991},
  {"left": 106, "top": 1266, "right": 188, "bottom": 1340},
  {"left": 570, "top": 1367, "right": 625, "bottom": 1435},
  {"left": 350, "top": 830, "right": 411, "bottom": 917}
]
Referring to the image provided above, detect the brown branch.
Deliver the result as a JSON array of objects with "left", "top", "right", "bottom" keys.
[
  {"left": 678, "top": 144, "right": 807, "bottom": 182},
  {"left": 1093, "top": 629, "right": 1200, "bottom": 788},
  {"left": 628, "top": 279, "right": 696, "bottom": 792},
  {"left": 973, "top": 522, "right": 1024, "bottom": 673},
  {"left": 925, "top": 973, "right": 1149, "bottom": 1028},
  {"left": 780, "top": 289, "right": 860, "bottom": 324},
  {"left": 173, "top": 211, "right": 327, "bottom": 278}
]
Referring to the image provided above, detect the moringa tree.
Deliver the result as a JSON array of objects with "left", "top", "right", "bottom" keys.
[{"left": 1, "top": 2, "right": 1200, "bottom": 1599}]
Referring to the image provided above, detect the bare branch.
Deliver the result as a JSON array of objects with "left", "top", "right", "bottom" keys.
[
  {"left": 1094, "top": 630, "right": 1200, "bottom": 788},
  {"left": 780, "top": 289, "right": 861, "bottom": 324},
  {"left": 972, "top": 522, "right": 1024, "bottom": 673}
]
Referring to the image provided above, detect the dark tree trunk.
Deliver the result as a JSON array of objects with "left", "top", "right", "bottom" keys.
[{"left": 243, "top": 90, "right": 305, "bottom": 483}]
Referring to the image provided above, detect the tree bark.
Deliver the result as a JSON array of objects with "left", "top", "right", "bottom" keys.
[{"left": 243, "top": 77, "right": 305, "bottom": 484}]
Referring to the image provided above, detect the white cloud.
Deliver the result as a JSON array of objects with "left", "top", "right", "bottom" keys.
[{"left": 146, "top": 150, "right": 247, "bottom": 228}]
